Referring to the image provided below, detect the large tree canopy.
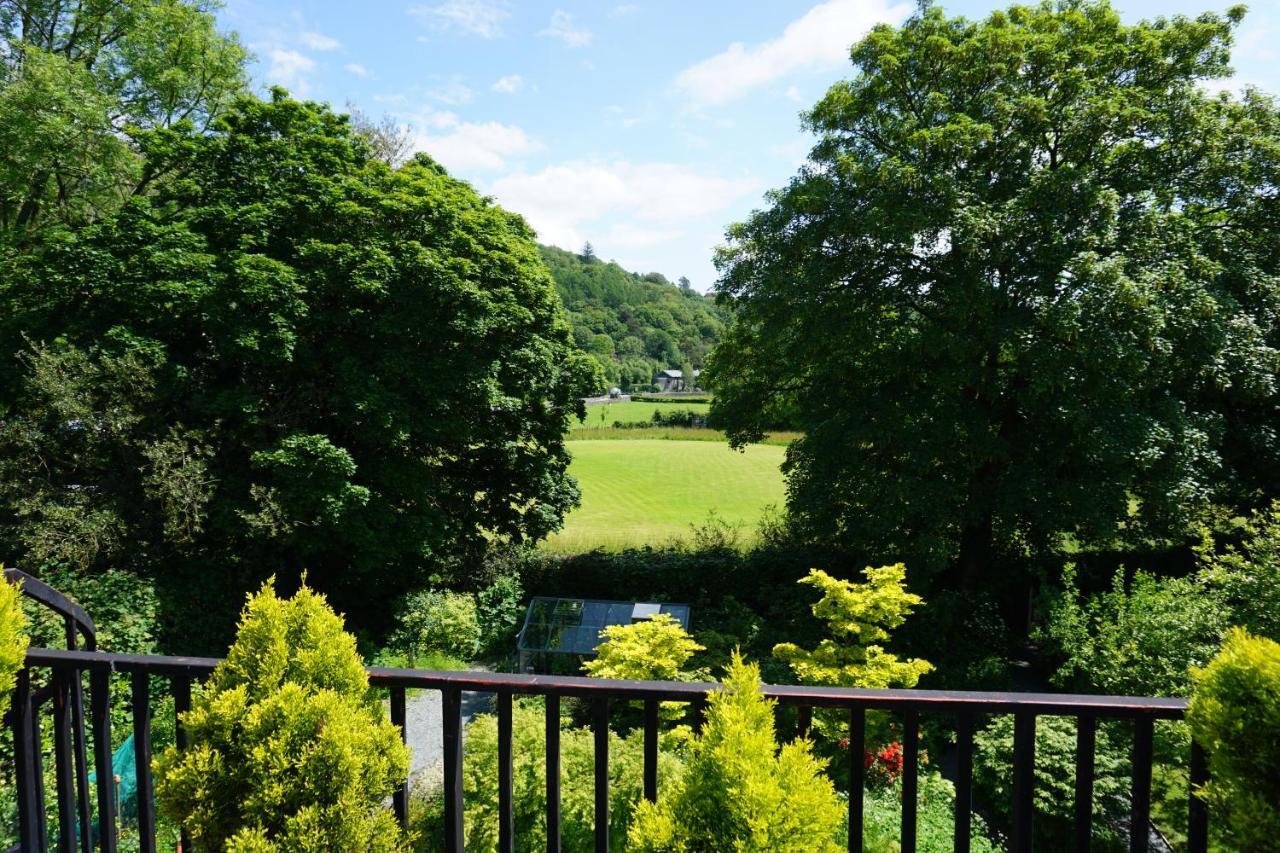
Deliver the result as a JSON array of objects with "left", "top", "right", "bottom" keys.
[
  {"left": 0, "top": 93, "right": 598, "bottom": 636},
  {"left": 708, "top": 1, "right": 1280, "bottom": 583},
  {"left": 0, "top": 0, "right": 247, "bottom": 239}
]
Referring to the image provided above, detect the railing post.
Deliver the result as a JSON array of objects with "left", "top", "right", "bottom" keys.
[
  {"left": 132, "top": 672, "right": 156, "bottom": 853},
  {"left": 1187, "top": 739, "right": 1209, "bottom": 853},
  {"left": 389, "top": 686, "right": 408, "bottom": 830},
  {"left": 498, "top": 691, "right": 514, "bottom": 853},
  {"left": 901, "top": 710, "right": 919, "bottom": 853},
  {"left": 1074, "top": 715, "right": 1096, "bottom": 852},
  {"left": 12, "top": 667, "right": 42, "bottom": 850},
  {"left": 593, "top": 698, "right": 610, "bottom": 853},
  {"left": 849, "top": 706, "right": 865, "bottom": 853},
  {"left": 1130, "top": 718, "right": 1154, "bottom": 853},
  {"left": 53, "top": 667, "right": 78, "bottom": 853},
  {"left": 954, "top": 712, "right": 974, "bottom": 853},
  {"left": 1011, "top": 712, "right": 1036, "bottom": 853},
  {"left": 90, "top": 670, "right": 117, "bottom": 853},
  {"left": 643, "top": 699, "right": 658, "bottom": 803},
  {"left": 173, "top": 675, "right": 193, "bottom": 852},
  {"left": 442, "top": 688, "right": 464, "bottom": 853},
  {"left": 546, "top": 693, "right": 562, "bottom": 853},
  {"left": 797, "top": 705, "right": 812, "bottom": 740}
]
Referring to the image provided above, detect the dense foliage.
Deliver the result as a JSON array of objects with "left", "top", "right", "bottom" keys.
[
  {"left": 0, "top": 92, "right": 597, "bottom": 643},
  {"left": 0, "top": 0, "right": 247, "bottom": 241},
  {"left": 629, "top": 654, "right": 843, "bottom": 852},
  {"left": 1186, "top": 628, "right": 1280, "bottom": 849},
  {"left": 0, "top": 570, "right": 26, "bottom": 698},
  {"left": 540, "top": 244, "right": 728, "bottom": 393},
  {"left": 583, "top": 613, "right": 704, "bottom": 682},
  {"left": 154, "top": 581, "right": 408, "bottom": 851},
  {"left": 414, "top": 699, "right": 682, "bottom": 852},
  {"left": 709, "top": 0, "right": 1280, "bottom": 586},
  {"left": 391, "top": 589, "right": 480, "bottom": 664}
]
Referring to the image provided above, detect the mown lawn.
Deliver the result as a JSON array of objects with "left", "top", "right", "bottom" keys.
[
  {"left": 576, "top": 400, "right": 711, "bottom": 427},
  {"left": 543, "top": 439, "right": 787, "bottom": 552}
]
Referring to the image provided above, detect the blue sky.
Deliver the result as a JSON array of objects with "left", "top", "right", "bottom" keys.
[{"left": 219, "top": 0, "right": 1280, "bottom": 290}]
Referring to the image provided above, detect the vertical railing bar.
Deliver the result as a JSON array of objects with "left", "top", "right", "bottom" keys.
[
  {"left": 173, "top": 675, "right": 193, "bottom": 853},
  {"left": 13, "top": 667, "right": 40, "bottom": 849},
  {"left": 442, "top": 687, "right": 464, "bottom": 853},
  {"left": 389, "top": 687, "right": 408, "bottom": 830},
  {"left": 690, "top": 695, "right": 706, "bottom": 733},
  {"left": 498, "top": 691, "right": 515, "bottom": 853},
  {"left": 1130, "top": 718, "right": 1154, "bottom": 853},
  {"left": 1074, "top": 715, "right": 1096, "bottom": 853},
  {"left": 546, "top": 693, "right": 562, "bottom": 853},
  {"left": 1011, "top": 712, "right": 1036, "bottom": 853},
  {"left": 53, "top": 667, "right": 78, "bottom": 853},
  {"left": 65, "top": 619, "right": 92, "bottom": 853},
  {"left": 849, "top": 706, "right": 865, "bottom": 853},
  {"left": 34, "top": 698, "right": 48, "bottom": 850},
  {"left": 90, "top": 670, "right": 117, "bottom": 853},
  {"left": 954, "top": 712, "right": 974, "bottom": 853},
  {"left": 643, "top": 699, "right": 658, "bottom": 803},
  {"left": 901, "top": 709, "right": 919, "bottom": 853},
  {"left": 1187, "top": 739, "right": 1209, "bottom": 853},
  {"left": 797, "top": 705, "right": 812, "bottom": 740},
  {"left": 132, "top": 672, "right": 156, "bottom": 853},
  {"left": 593, "top": 697, "right": 610, "bottom": 853}
]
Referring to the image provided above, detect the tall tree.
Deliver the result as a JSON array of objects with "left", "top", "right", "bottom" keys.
[
  {"left": 709, "top": 1, "right": 1280, "bottom": 585},
  {"left": 0, "top": 93, "right": 598, "bottom": 639},
  {"left": 0, "top": 0, "right": 247, "bottom": 239}
]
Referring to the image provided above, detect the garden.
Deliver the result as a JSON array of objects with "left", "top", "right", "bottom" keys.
[{"left": 1, "top": 0, "right": 1279, "bottom": 850}]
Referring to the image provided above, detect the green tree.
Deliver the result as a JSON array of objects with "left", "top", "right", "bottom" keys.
[
  {"left": 0, "top": 569, "right": 28, "bottom": 698},
  {"left": 0, "top": 93, "right": 598, "bottom": 638},
  {"left": 708, "top": 1, "right": 1280, "bottom": 585},
  {"left": 629, "top": 654, "right": 843, "bottom": 852},
  {"left": 0, "top": 0, "right": 247, "bottom": 239},
  {"left": 154, "top": 580, "right": 409, "bottom": 851}
]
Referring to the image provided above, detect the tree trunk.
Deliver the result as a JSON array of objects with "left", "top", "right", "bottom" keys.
[{"left": 955, "top": 510, "right": 993, "bottom": 590}]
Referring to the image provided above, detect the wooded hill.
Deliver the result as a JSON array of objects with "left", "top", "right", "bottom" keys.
[{"left": 539, "top": 244, "right": 728, "bottom": 392}]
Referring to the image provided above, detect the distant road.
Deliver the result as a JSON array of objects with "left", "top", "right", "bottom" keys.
[{"left": 581, "top": 394, "right": 631, "bottom": 405}]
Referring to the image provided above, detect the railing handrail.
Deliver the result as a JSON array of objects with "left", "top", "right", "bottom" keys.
[{"left": 24, "top": 646, "right": 1188, "bottom": 718}]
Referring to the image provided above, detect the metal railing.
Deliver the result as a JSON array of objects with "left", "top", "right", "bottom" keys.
[{"left": 8, "top": 646, "right": 1209, "bottom": 853}]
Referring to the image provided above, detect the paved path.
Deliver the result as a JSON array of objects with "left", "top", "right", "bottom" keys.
[{"left": 402, "top": 685, "right": 492, "bottom": 788}]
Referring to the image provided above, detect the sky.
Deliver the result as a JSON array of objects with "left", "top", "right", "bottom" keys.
[{"left": 219, "top": 0, "right": 1280, "bottom": 291}]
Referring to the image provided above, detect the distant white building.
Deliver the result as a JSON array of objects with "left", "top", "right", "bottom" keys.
[{"left": 654, "top": 368, "right": 700, "bottom": 392}]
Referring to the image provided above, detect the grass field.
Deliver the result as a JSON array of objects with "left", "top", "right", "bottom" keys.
[
  {"left": 544, "top": 439, "right": 787, "bottom": 552},
  {"left": 576, "top": 400, "right": 711, "bottom": 427}
]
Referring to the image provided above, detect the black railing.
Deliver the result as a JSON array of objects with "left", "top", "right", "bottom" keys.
[{"left": 10, "top": 646, "right": 1207, "bottom": 853}]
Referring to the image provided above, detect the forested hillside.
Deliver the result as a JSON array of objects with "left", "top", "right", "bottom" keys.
[{"left": 539, "top": 244, "right": 728, "bottom": 392}]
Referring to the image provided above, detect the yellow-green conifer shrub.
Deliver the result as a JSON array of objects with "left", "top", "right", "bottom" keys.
[
  {"left": 1186, "top": 627, "right": 1280, "bottom": 849},
  {"left": 582, "top": 614, "right": 703, "bottom": 682},
  {"left": 0, "top": 569, "right": 29, "bottom": 698},
  {"left": 773, "top": 566, "right": 933, "bottom": 689},
  {"left": 629, "top": 654, "right": 843, "bottom": 852},
  {"left": 154, "top": 580, "right": 409, "bottom": 851}
]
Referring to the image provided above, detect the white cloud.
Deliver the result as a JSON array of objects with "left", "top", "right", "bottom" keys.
[
  {"left": 345, "top": 63, "right": 372, "bottom": 78},
  {"left": 491, "top": 74, "right": 524, "bottom": 94},
  {"left": 403, "top": 110, "right": 543, "bottom": 172},
  {"left": 612, "top": 4, "right": 640, "bottom": 16},
  {"left": 410, "top": 0, "right": 509, "bottom": 38},
  {"left": 265, "top": 48, "right": 316, "bottom": 93},
  {"left": 427, "top": 78, "right": 474, "bottom": 105},
  {"left": 675, "top": 0, "right": 909, "bottom": 107},
  {"left": 539, "top": 10, "right": 593, "bottom": 47},
  {"left": 299, "top": 31, "right": 341, "bottom": 51},
  {"left": 488, "top": 161, "right": 757, "bottom": 249}
]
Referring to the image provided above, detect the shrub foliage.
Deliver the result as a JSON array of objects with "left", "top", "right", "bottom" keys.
[{"left": 154, "top": 580, "right": 409, "bottom": 851}]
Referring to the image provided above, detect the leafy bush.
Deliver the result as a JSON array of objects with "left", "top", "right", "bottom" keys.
[
  {"left": 973, "top": 714, "right": 1129, "bottom": 847},
  {"left": 1040, "top": 565, "right": 1226, "bottom": 698},
  {"left": 413, "top": 698, "right": 681, "bottom": 851},
  {"left": 862, "top": 772, "right": 999, "bottom": 853},
  {"left": 583, "top": 614, "right": 703, "bottom": 682},
  {"left": 1186, "top": 628, "right": 1280, "bottom": 848},
  {"left": 393, "top": 589, "right": 480, "bottom": 664},
  {"left": 629, "top": 654, "right": 843, "bottom": 852},
  {"left": 773, "top": 565, "right": 933, "bottom": 690},
  {"left": 475, "top": 572, "right": 524, "bottom": 657},
  {"left": 154, "top": 580, "right": 409, "bottom": 851},
  {"left": 0, "top": 570, "right": 28, "bottom": 698},
  {"left": 1200, "top": 502, "right": 1280, "bottom": 640}
]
